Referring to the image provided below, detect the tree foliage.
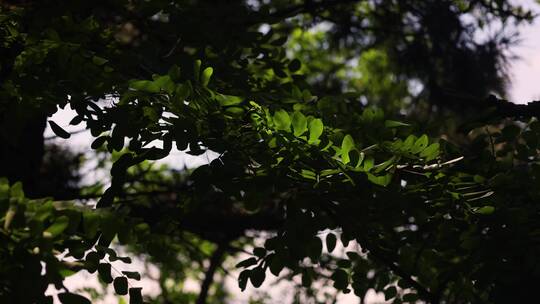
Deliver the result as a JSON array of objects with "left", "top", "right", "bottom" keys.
[{"left": 1, "top": 0, "right": 540, "bottom": 303}]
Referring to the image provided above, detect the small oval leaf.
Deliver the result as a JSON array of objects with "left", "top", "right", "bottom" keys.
[
  {"left": 308, "top": 119, "right": 323, "bottom": 144},
  {"left": 201, "top": 67, "right": 213, "bottom": 86},
  {"left": 49, "top": 121, "right": 71, "bottom": 139},
  {"left": 114, "top": 277, "right": 129, "bottom": 295},
  {"left": 326, "top": 233, "right": 337, "bottom": 253},
  {"left": 58, "top": 293, "right": 91, "bottom": 304}
]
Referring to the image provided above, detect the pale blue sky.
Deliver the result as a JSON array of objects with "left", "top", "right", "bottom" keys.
[{"left": 509, "top": 0, "right": 540, "bottom": 103}]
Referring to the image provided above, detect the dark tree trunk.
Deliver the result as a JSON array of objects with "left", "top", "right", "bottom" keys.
[{"left": 0, "top": 102, "right": 46, "bottom": 196}]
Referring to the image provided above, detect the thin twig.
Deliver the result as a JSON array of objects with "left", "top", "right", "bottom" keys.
[{"left": 162, "top": 37, "right": 182, "bottom": 58}]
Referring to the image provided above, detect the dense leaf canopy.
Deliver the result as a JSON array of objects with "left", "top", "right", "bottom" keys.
[{"left": 1, "top": 1, "right": 540, "bottom": 303}]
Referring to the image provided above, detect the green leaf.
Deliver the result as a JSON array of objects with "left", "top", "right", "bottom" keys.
[
  {"left": 175, "top": 83, "right": 191, "bottom": 101},
  {"left": 372, "top": 156, "right": 397, "bottom": 174},
  {"left": 403, "top": 135, "right": 416, "bottom": 150},
  {"left": 10, "top": 181, "right": 24, "bottom": 198},
  {"left": 302, "top": 89, "right": 312, "bottom": 102},
  {"left": 129, "top": 288, "right": 143, "bottom": 304},
  {"left": 273, "top": 110, "right": 291, "bottom": 131},
  {"left": 367, "top": 173, "right": 392, "bottom": 187},
  {"left": 350, "top": 150, "right": 365, "bottom": 168},
  {"left": 341, "top": 135, "right": 355, "bottom": 164},
  {"left": 44, "top": 215, "right": 70, "bottom": 238},
  {"left": 225, "top": 107, "right": 244, "bottom": 116},
  {"left": 474, "top": 206, "right": 495, "bottom": 215},
  {"left": 384, "top": 120, "right": 411, "bottom": 128},
  {"left": 3, "top": 206, "right": 16, "bottom": 231},
  {"left": 308, "top": 119, "right": 323, "bottom": 144},
  {"left": 58, "top": 293, "right": 91, "bottom": 304},
  {"left": 301, "top": 169, "right": 317, "bottom": 180},
  {"left": 49, "top": 121, "right": 71, "bottom": 139},
  {"left": 362, "top": 107, "right": 384, "bottom": 122},
  {"left": 201, "top": 67, "right": 213, "bottom": 86},
  {"left": 292, "top": 111, "right": 308, "bottom": 137},
  {"left": 9, "top": 182, "right": 24, "bottom": 198},
  {"left": 420, "top": 142, "right": 440, "bottom": 161},
  {"left": 363, "top": 157, "right": 375, "bottom": 172},
  {"left": 129, "top": 80, "right": 160, "bottom": 93},
  {"left": 153, "top": 75, "right": 175, "bottom": 93},
  {"left": 326, "top": 233, "right": 337, "bottom": 253},
  {"left": 114, "top": 277, "right": 129, "bottom": 295},
  {"left": 217, "top": 94, "right": 243, "bottom": 106},
  {"left": 193, "top": 60, "right": 202, "bottom": 81},
  {"left": 411, "top": 134, "right": 429, "bottom": 154},
  {"left": 292, "top": 86, "right": 302, "bottom": 99},
  {"left": 92, "top": 56, "right": 108, "bottom": 66}
]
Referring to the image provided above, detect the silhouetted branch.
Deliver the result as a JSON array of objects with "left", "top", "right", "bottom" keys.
[
  {"left": 485, "top": 95, "right": 540, "bottom": 118},
  {"left": 196, "top": 244, "right": 226, "bottom": 304},
  {"left": 436, "top": 89, "right": 540, "bottom": 120}
]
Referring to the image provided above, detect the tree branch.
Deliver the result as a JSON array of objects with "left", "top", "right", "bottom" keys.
[
  {"left": 435, "top": 89, "right": 540, "bottom": 120},
  {"left": 196, "top": 244, "right": 226, "bottom": 304}
]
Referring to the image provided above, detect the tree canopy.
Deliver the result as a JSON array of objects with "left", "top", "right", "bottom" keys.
[{"left": 1, "top": 0, "right": 540, "bottom": 303}]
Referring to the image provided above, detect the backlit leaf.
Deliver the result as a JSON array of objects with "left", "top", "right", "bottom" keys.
[
  {"left": 129, "top": 80, "right": 160, "bottom": 93},
  {"left": 201, "top": 67, "right": 213, "bottom": 86},
  {"left": 308, "top": 119, "right": 323, "bottom": 144},
  {"left": 273, "top": 110, "right": 291, "bottom": 131},
  {"left": 341, "top": 135, "right": 355, "bottom": 164},
  {"left": 44, "top": 215, "right": 70, "bottom": 238},
  {"left": 292, "top": 111, "right": 308, "bottom": 136}
]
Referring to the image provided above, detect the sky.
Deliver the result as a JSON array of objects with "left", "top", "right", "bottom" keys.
[
  {"left": 508, "top": 0, "right": 540, "bottom": 103},
  {"left": 43, "top": 1, "right": 540, "bottom": 303}
]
